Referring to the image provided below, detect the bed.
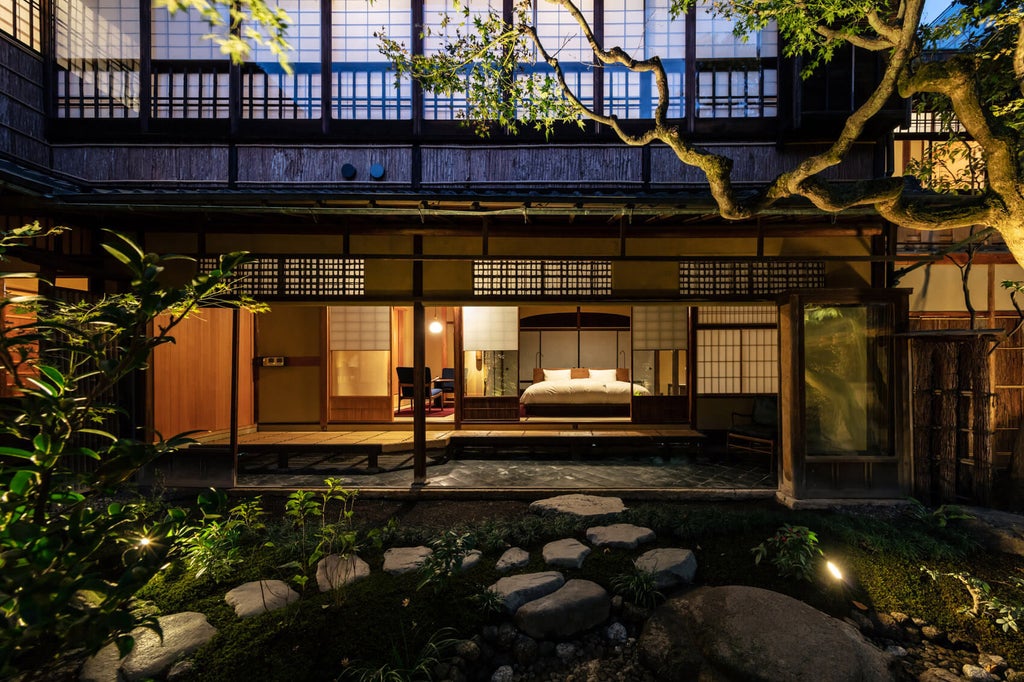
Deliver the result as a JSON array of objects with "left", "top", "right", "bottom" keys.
[{"left": 519, "top": 368, "right": 650, "bottom": 417}]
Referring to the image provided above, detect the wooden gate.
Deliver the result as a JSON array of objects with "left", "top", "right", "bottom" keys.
[{"left": 910, "top": 331, "right": 999, "bottom": 505}]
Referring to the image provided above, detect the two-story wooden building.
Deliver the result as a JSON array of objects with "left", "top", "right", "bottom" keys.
[{"left": 1, "top": 0, "right": 927, "bottom": 503}]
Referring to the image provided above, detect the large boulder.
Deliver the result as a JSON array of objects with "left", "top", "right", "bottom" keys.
[
  {"left": 514, "top": 579, "right": 610, "bottom": 639},
  {"left": 80, "top": 612, "right": 217, "bottom": 682},
  {"left": 638, "top": 586, "right": 896, "bottom": 682}
]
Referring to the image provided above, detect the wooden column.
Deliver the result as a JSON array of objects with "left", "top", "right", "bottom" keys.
[
  {"left": 413, "top": 235, "right": 426, "bottom": 483},
  {"left": 911, "top": 340, "right": 934, "bottom": 503},
  {"left": 936, "top": 341, "right": 958, "bottom": 502},
  {"left": 971, "top": 337, "right": 994, "bottom": 505},
  {"left": 229, "top": 307, "right": 239, "bottom": 487}
]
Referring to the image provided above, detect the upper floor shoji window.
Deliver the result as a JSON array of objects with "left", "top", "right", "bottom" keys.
[
  {"left": 55, "top": 0, "right": 140, "bottom": 119},
  {"left": 1, "top": 0, "right": 41, "bottom": 51},
  {"left": 694, "top": 0, "right": 778, "bottom": 118},
  {"left": 151, "top": 4, "right": 230, "bottom": 118},
  {"left": 244, "top": 0, "right": 322, "bottom": 120},
  {"left": 332, "top": 0, "right": 412, "bottom": 120},
  {"left": 603, "top": 0, "right": 685, "bottom": 119},
  {"left": 47, "top": 0, "right": 778, "bottom": 125}
]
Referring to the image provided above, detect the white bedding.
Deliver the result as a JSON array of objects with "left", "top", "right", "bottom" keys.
[{"left": 519, "top": 378, "right": 650, "bottom": 405}]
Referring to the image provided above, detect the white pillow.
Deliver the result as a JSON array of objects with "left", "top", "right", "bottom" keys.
[
  {"left": 543, "top": 368, "right": 572, "bottom": 382},
  {"left": 589, "top": 368, "right": 619, "bottom": 382}
]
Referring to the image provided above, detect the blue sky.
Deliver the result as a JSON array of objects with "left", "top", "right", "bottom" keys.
[{"left": 921, "top": 0, "right": 952, "bottom": 24}]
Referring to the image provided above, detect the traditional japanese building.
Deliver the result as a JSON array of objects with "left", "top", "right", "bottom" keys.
[{"left": 1, "top": 0, "right": 957, "bottom": 504}]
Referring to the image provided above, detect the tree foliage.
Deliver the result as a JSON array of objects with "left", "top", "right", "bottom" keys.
[{"left": 0, "top": 224, "right": 261, "bottom": 677}]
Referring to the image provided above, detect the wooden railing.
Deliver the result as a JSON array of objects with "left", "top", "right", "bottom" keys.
[{"left": 54, "top": 56, "right": 780, "bottom": 126}]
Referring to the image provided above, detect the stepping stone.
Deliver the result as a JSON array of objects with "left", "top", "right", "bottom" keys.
[
  {"left": 383, "top": 546, "right": 433, "bottom": 575},
  {"left": 225, "top": 580, "right": 299, "bottom": 618},
  {"left": 461, "top": 549, "right": 483, "bottom": 571},
  {"left": 496, "top": 547, "right": 530, "bottom": 572},
  {"left": 635, "top": 548, "right": 698, "bottom": 589},
  {"left": 529, "top": 494, "right": 625, "bottom": 518},
  {"left": 586, "top": 523, "right": 656, "bottom": 549},
  {"left": 316, "top": 554, "right": 370, "bottom": 592},
  {"left": 81, "top": 612, "right": 217, "bottom": 682},
  {"left": 543, "top": 538, "right": 590, "bottom": 568},
  {"left": 490, "top": 571, "right": 565, "bottom": 613},
  {"left": 515, "top": 579, "right": 611, "bottom": 639}
]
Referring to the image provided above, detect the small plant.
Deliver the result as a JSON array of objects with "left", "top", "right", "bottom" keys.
[
  {"left": 752, "top": 524, "right": 823, "bottom": 582},
  {"left": 905, "top": 499, "right": 973, "bottom": 528},
  {"left": 923, "top": 568, "right": 1024, "bottom": 633},
  {"left": 470, "top": 586, "right": 505, "bottom": 616},
  {"left": 179, "top": 493, "right": 266, "bottom": 582},
  {"left": 341, "top": 625, "right": 457, "bottom": 682},
  {"left": 417, "top": 530, "right": 476, "bottom": 594},
  {"left": 610, "top": 569, "right": 663, "bottom": 608}
]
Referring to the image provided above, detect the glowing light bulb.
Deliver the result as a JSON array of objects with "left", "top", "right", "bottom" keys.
[
  {"left": 826, "top": 560, "right": 843, "bottom": 581},
  {"left": 138, "top": 537, "right": 151, "bottom": 547},
  {"left": 429, "top": 320, "right": 443, "bottom": 334}
]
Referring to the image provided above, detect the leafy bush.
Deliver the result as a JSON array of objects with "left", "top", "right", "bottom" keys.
[
  {"left": 751, "top": 524, "right": 824, "bottom": 583},
  {"left": 0, "top": 225, "right": 258, "bottom": 675}
]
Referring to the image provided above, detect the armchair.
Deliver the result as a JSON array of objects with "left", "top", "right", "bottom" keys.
[
  {"left": 436, "top": 367, "right": 455, "bottom": 407},
  {"left": 396, "top": 366, "right": 443, "bottom": 413}
]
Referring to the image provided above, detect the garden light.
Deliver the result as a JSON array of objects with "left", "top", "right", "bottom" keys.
[
  {"left": 826, "top": 560, "right": 843, "bottom": 581},
  {"left": 137, "top": 537, "right": 152, "bottom": 547}
]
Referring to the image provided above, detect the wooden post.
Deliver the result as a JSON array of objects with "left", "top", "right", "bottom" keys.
[
  {"left": 936, "top": 342, "right": 958, "bottom": 502},
  {"left": 971, "top": 337, "right": 994, "bottom": 505},
  {"left": 911, "top": 340, "right": 935, "bottom": 503},
  {"left": 229, "top": 307, "right": 239, "bottom": 488}
]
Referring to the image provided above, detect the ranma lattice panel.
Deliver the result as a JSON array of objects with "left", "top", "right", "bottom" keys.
[
  {"left": 679, "top": 260, "right": 825, "bottom": 296},
  {"left": 198, "top": 256, "right": 365, "bottom": 297},
  {"left": 473, "top": 260, "right": 612, "bottom": 296}
]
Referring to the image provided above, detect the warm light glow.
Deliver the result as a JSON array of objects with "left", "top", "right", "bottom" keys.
[
  {"left": 826, "top": 560, "right": 843, "bottom": 581},
  {"left": 138, "top": 537, "right": 151, "bottom": 547},
  {"left": 428, "top": 319, "right": 443, "bottom": 334}
]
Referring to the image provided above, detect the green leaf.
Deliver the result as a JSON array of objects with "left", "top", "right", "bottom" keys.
[
  {"left": 10, "top": 469, "right": 34, "bottom": 495},
  {"left": 0, "top": 445, "right": 34, "bottom": 459}
]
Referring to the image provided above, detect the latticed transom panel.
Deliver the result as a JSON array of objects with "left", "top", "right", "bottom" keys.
[
  {"left": 679, "top": 260, "right": 825, "bottom": 295},
  {"left": 473, "top": 259, "right": 612, "bottom": 296},
  {"left": 199, "top": 256, "right": 365, "bottom": 297}
]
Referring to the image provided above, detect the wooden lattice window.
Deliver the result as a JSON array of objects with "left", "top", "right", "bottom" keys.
[
  {"left": 473, "top": 259, "right": 612, "bottom": 296},
  {"left": 679, "top": 260, "right": 825, "bottom": 296},
  {"left": 199, "top": 256, "right": 365, "bottom": 297}
]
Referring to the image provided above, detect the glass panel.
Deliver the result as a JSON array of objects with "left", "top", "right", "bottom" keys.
[
  {"left": 463, "top": 350, "right": 519, "bottom": 397},
  {"left": 332, "top": 0, "right": 412, "bottom": 119},
  {"left": 1, "top": 0, "right": 42, "bottom": 51},
  {"left": 632, "top": 349, "right": 686, "bottom": 396},
  {"left": 803, "top": 304, "right": 892, "bottom": 456},
  {"left": 463, "top": 306, "right": 519, "bottom": 350},
  {"left": 330, "top": 350, "right": 390, "bottom": 396},
  {"left": 151, "top": 3, "right": 230, "bottom": 118}
]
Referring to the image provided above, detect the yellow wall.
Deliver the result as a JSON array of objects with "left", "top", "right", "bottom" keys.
[{"left": 255, "top": 306, "right": 322, "bottom": 423}]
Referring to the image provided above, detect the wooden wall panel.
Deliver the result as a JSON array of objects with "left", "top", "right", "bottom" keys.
[
  {"left": 52, "top": 145, "right": 229, "bottom": 184},
  {"left": 236, "top": 145, "right": 412, "bottom": 184},
  {"left": 650, "top": 143, "right": 875, "bottom": 184},
  {"left": 420, "top": 145, "right": 643, "bottom": 188},
  {"left": 0, "top": 36, "right": 47, "bottom": 168},
  {"left": 151, "top": 309, "right": 255, "bottom": 440}
]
